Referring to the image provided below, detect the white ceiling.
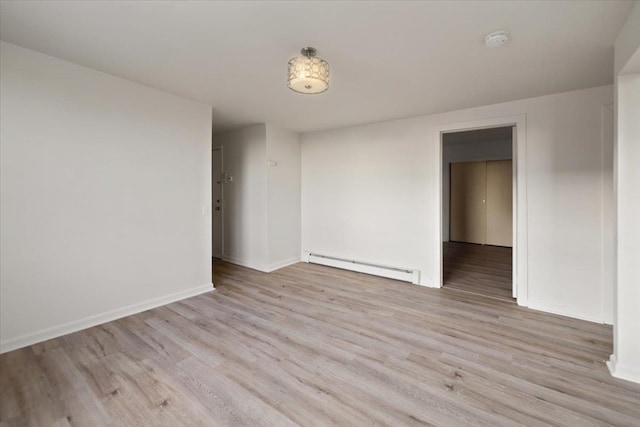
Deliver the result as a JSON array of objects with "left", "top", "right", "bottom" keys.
[{"left": 0, "top": 1, "right": 634, "bottom": 133}]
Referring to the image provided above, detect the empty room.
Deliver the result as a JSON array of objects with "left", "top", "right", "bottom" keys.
[{"left": 1, "top": 1, "right": 639, "bottom": 426}]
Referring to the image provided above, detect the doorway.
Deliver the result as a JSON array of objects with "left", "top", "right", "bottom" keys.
[
  {"left": 442, "top": 127, "right": 514, "bottom": 301},
  {"left": 212, "top": 147, "right": 223, "bottom": 259}
]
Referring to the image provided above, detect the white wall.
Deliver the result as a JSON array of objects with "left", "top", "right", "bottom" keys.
[
  {"left": 442, "top": 138, "right": 512, "bottom": 242},
  {"left": 214, "top": 124, "right": 300, "bottom": 272},
  {"left": 0, "top": 42, "right": 212, "bottom": 353},
  {"left": 609, "top": 1, "right": 640, "bottom": 384},
  {"left": 611, "top": 73, "right": 640, "bottom": 383},
  {"left": 266, "top": 125, "right": 301, "bottom": 270},
  {"left": 302, "top": 85, "right": 614, "bottom": 323},
  {"left": 215, "top": 125, "right": 268, "bottom": 269},
  {"left": 601, "top": 104, "right": 615, "bottom": 326},
  {"left": 614, "top": 1, "right": 640, "bottom": 76}
]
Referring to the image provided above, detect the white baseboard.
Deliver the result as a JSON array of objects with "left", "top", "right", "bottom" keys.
[
  {"left": 221, "top": 255, "right": 267, "bottom": 272},
  {"left": 526, "top": 301, "right": 607, "bottom": 324},
  {"left": 0, "top": 283, "right": 214, "bottom": 354},
  {"left": 265, "top": 256, "right": 300, "bottom": 272},
  {"left": 419, "top": 279, "right": 439, "bottom": 288},
  {"left": 607, "top": 354, "right": 640, "bottom": 384},
  {"left": 221, "top": 255, "right": 300, "bottom": 273}
]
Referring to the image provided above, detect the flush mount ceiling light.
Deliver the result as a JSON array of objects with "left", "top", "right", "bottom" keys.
[
  {"left": 485, "top": 30, "right": 509, "bottom": 48},
  {"left": 287, "top": 47, "right": 330, "bottom": 94}
]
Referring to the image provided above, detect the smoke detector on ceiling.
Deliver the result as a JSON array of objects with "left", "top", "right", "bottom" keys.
[{"left": 485, "top": 30, "right": 509, "bottom": 48}]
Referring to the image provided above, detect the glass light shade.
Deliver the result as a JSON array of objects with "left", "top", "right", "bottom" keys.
[{"left": 287, "top": 55, "right": 330, "bottom": 94}]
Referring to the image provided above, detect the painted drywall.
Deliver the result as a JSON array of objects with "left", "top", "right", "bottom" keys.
[
  {"left": 266, "top": 125, "right": 301, "bottom": 270},
  {"left": 614, "top": 1, "right": 640, "bottom": 76},
  {"left": 215, "top": 125, "right": 269, "bottom": 269},
  {"left": 442, "top": 138, "right": 512, "bottom": 242},
  {"left": 214, "top": 124, "right": 301, "bottom": 272},
  {"left": 0, "top": 42, "right": 212, "bottom": 352},
  {"left": 611, "top": 73, "right": 640, "bottom": 383},
  {"left": 602, "top": 104, "right": 615, "bottom": 326},
  {"left": 302, "top": 85, "right": 614, "bottom": 323},
  {"left": 609, "top": 3, "right": 640, "bottom": 384}
]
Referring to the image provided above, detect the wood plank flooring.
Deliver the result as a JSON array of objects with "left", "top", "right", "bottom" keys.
[
  {"left": 1, "top": 261, "right": 639, "bottom": 426},
  {"left": 444, "top": 241, "right": 513, "bottom": 301}
]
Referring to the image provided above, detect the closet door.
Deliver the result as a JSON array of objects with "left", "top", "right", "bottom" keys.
[
  {"left": 450, "top": 161, "right": 486, "bottom": 244},
  {"left": 485, "top": 160, "right": 513, "bottom": 247}
]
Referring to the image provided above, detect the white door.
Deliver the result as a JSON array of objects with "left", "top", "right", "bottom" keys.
[
  {"left": 485, "top": 160, "right": 513, "bottom": 247},
  {"left": 450, "top": 161, "right": 487, "bottom": 245},
  {"left": 212, "top": 148, "right": 223, "bottom": 258}
]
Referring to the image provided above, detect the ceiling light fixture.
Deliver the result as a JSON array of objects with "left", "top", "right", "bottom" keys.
[
  {"left": 485, "top": 30, "right": 509, "bottom": 48},
  {"left": 287, "top": 47, "right": 330, "bottom": 94}
]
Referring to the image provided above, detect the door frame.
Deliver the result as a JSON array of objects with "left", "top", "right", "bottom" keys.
[
  {"left": 212, "top": 146, "right": 224, "bottom": 259},
  {"left": 434, "top": 115, "right": 528, "bottom": 306}
]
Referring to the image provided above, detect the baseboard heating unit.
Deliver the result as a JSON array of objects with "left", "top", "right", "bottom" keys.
[{"left": 304, "top": 252, "right": 420, "bottom": 285}]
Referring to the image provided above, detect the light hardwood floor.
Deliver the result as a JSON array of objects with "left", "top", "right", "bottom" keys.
[
  {"left": 444, "top": 241, "right": 513, "bottom": 301},
  {"left": 1, "top": 261, "right": 639, "bottom": 426}
]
